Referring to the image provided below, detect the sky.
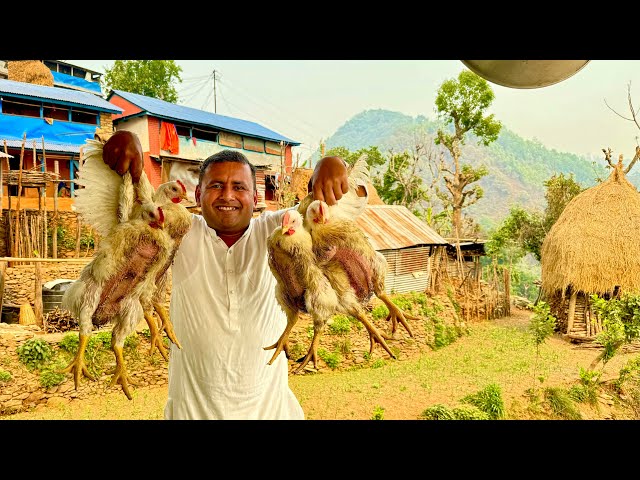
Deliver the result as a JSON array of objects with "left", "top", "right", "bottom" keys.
[{"left": 69, "top": 60, "right": 640, "bottom": 164}]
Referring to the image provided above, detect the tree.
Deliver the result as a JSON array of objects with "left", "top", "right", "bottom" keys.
[
  {"left": 101, "top": 60, "right": 183, "bottom": 103},
  {"left": 434, "top": 70, "right": 502, "bottom": 239}
]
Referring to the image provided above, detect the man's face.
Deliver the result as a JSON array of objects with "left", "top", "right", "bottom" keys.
[{"left": 195, "top": 161, "right": 257, "bottom": 235}]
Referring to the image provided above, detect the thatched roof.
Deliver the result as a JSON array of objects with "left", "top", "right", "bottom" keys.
[
  {"left": 541, "top": 161, "right": 640, "bottom": 297},
  {"left": 7, "top": 61, "right": 53, "bottom": 86}
]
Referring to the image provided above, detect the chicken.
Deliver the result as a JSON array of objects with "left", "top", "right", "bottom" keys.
[
  {"left": 265, "top": 209, "right": 394, "bottom": 373},
  {"left": 305, "top": 199, "right": 418, "bottom": 344},
  {"left": 141, "top": 199, "right": 192, "bottom": 360},
  {"left": 59, "top": 199, "right": 170, "bottom": 399},
  {"left": 74, "top": 138, "right": 191, "bottom": 359},
  {"left": 60, "top": 138, "right": 192, "bottom": 399}
]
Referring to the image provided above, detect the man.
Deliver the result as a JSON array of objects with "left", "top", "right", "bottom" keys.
[{"left": 102, "top": 130, "right": 349, "bottom": 419}]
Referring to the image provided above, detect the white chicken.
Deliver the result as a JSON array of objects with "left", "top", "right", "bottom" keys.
[
  {"left": 305, "top": 199, "right": 418, "bottom": 341},
  {"left": 60, "top": 137, "right": 191, "bottom": 399},
  {"left": 266, "top": 209, "right": 395, "bottom": 373}
]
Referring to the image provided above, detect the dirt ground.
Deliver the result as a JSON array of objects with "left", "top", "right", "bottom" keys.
[{"left": 3, "top": 301, "right": 639, "bottom": 421}]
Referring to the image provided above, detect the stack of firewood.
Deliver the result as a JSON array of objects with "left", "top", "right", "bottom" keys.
[{"left": 42, "top": 307, "right": 78, "bottom": 333}]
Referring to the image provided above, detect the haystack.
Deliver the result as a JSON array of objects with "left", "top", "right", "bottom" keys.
[
  {"left": 540, "top": 160, "right": 640, "bottom": 338},
  {"left": 7, "top": 60, "right": 54, "bottom": 86}
]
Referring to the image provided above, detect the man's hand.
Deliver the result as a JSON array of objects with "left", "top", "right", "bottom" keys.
[
  {"left": 102, "top": 130, "right": 144, "bottom": 183},
  {"left": 309, "top": 156, "right": 349, "bottom": 206}
]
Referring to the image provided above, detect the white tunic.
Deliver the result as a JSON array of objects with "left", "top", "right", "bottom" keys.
[{"left": 163, "top": 211, "right": 304, "bottom": 420}]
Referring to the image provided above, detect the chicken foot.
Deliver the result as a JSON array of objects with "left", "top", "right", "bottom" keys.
[
  {"left": 293, "top": 325, "right": 324, "bottom": 374},
  {"left": 107, "top": 345, "right": 138, "bottom": 400},
  {"left": 264, "top": 312, "right": 298, "bottom": 365},
  {"left": 153, "top": 302, "right": 182, "bottom": 350},
  {"left": 57, "top": 333, "right": 96, "bottom": 390},
  {"left": 354, "top": 311, "right": 397, "bottom": 359},
  {"left": 377, "top": 293, "right": 418, "bottom": 338},
  {"left": 143, "top": 311, "right": 169, "bottom": 361}
]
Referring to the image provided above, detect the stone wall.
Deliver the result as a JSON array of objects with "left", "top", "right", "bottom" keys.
[{"left": 0, "top": 324, "right": 168, "bottom": 415}]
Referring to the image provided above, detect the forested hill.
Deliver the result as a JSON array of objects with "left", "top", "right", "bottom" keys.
[{"left": 315, "top": 109, "right": 615, "bottom": 231}]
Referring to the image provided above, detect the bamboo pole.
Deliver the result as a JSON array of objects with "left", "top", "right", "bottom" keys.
[
  {"left": 12, "top": 134, "right": 26, "bottom": 264},
  {"left": 567, "top": 290, "right": 578, "bottom": 335},
  {"left": 4, "top": 140, "right": 11, "bottom": 212},
  {"left": 33, "top": 253, "right": 43, "bottom": 327},
  {"left": 41, "top": 137, "right": 48, "bottom": 258},
  {"left": 0, "top": 261, "right": 6, "bottom": 321},
  {"left": 52, "top": 160, "right": 59, "bottom": 258},
  {"left": 0, "top": 256, "right": 91, "bottom": 263}
]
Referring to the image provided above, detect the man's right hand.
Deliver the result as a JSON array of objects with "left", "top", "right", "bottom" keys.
[{"left": 102, "top": 130, "right": 144, "bottom": 183}]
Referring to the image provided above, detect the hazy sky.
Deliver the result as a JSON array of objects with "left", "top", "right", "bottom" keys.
[{"left": 71, "top": 60, "right": 640, "bottom": 163}]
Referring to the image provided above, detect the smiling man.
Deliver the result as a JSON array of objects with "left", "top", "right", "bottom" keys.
[{"left": 101, "top": 133, "right": 349, "bottom": 419}]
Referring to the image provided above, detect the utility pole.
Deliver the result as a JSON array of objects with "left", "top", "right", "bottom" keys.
[{"left": 212, "top": 70, "right": 217, "bottom": 113}]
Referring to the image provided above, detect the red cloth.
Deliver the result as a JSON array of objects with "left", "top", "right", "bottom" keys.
[{"left": 160, "top": 121, "right": 180, "bottom": 154}]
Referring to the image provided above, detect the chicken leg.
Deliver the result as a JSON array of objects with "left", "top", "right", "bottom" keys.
[
  {"left": 264, "top": 310, "right": 298, "bottom": 365},
  {"left": 153, "top": 302, "right": 182, "bottom": 350},
  {"left": 57, "top": 333, "right": 96, "bottom": 389},
  {"left": 143, "top": 311, "right": 169, "bottom": 360},
  {"left": 108, "top": 344, "right": 138, "bottom": 400},
  {"left": 377, "top": 292, "right": 419, "bottom": 339},
  {"left": 354, "top": 310, "right": 397, "bottom": 359}
]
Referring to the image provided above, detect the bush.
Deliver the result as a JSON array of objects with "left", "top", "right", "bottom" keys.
[
  {"left": 371, "top": 406, "right": 385, "bottom": 420},
  {"left": 0, "top": 369, "right": 12, "bottom": 383},
  {"left": 318, "top": 349, "right": 341, "bottom": 370},
  {"left": 420, "top": 404, "right": 455, "bottom": 420},
  {"left": 17, "top": 338, "right": 54, "bottom": 371},
  {"left": 461, "top": 384, "right": 505, "bottom": 420},
  {"left": 59, "top": 333, "right": 79, "bottom": 353},
  {"left": 40, "top": 368, "right": 66, "bottom": 388}
]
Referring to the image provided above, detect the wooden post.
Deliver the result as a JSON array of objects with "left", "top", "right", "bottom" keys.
[
  {"left": 41, "top": 137, "right": 48, "bottom": 258},
  {"left": 567, "top": 290, "right": 578, "bottom": 335},
  {"left": 33, "top": 254, "right": 43, "bottom": 327},
  {"left": 52, "top": 160, "right": 59, "bottom": 259},
  {"left": 0, "top": 261, "right": 6, "bottom": 322},
  {"left": 13, "top": 134, "right": 26, "bottom": 262}
]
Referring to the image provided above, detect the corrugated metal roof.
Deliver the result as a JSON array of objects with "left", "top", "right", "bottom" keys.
[
  {"left": 0, "top": 79, "right": 122, "bottom": 113},
  {"left": 3, "top": 139, "right": 81, "bottom": 154},
  {"left": 110, "top": 89, "right": 300, "bottom": 146},
  {"left": 356, "top": 205, "right": 448, "bottom": 251}
]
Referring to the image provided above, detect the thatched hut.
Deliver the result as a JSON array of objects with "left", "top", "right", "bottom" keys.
[{"left": 540, "top": 160, "right": 640, "bottom": 339}]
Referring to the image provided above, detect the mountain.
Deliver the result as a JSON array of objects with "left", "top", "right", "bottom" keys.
[{"left": 312, "top": 109, "right": 613, "bottom": 232}]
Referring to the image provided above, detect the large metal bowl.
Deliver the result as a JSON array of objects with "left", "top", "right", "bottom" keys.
[{"left": 461, "top": 60, "right": 590, "bottom": 89}]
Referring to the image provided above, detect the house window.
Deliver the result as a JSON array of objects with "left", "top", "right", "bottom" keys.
[
  {"left": 175, "top": 124, "right": 191, "bottom": 137},
  {"left": 192, "top": 127, "right": 218, "bottom": 142},
  {"left": 71, "top": 108, "right": 98, "bottom": 125},
  {"left": 72, "top": 68, "right": 86, "bottom": 79},
  {"left": 43, "top": 103, "right": 69, "bottom": 121},
  {"left": 59, "top": 64, "right": 71, "bottom": 75},
  {"left": 43, "top": 60, "right": 57, "bottom": 72},
  {"left": 1, "top": 98, "right": 40, "bottom": 117}
]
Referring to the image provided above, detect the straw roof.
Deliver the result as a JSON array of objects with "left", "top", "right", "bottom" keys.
[
  {"left": 7, "top": 61, "right": 53, "bottom": 86},
  {"left": 541, "top": 161, "right": 640, "bottom": 297}
]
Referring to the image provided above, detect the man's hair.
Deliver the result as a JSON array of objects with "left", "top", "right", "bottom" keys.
[{"left": 199, "top": 150, "right": 257, "bottom": 190}]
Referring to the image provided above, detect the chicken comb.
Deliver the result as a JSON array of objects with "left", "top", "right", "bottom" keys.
[
  {"left": 282, "top": 210, "right": 291, "bottom": 225},
  {"left": 158, "top": 206, "right": 165, "bottom": 224}
]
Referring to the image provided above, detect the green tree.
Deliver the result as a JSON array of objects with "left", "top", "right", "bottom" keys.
[
  {"left": 101, "top": 60, "right": 183, "bottom": 103},
  {"left": 434, "top": 70, "right": 502, "bottom": 239},
  {"left": 326, "top": 145, "right": 386, "bottom": 171}
]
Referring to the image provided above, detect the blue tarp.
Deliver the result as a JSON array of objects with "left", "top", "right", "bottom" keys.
[
  {"left": 51, "top": 71, "right": 102, "bottom": 95},
  {"left": 0, "top": 114, "right": 96, "bottom": 146}
]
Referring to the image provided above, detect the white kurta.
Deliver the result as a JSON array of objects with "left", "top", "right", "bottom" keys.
[{"left": 164, "top": 211, "right": 304, "bottom": 420}]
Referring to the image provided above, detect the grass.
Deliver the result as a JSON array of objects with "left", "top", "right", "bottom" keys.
[{"left": 3, "top": 310, "right": 639, "bottom": 420}]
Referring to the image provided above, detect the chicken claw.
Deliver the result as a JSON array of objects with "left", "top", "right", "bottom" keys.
[
  {"left": 108, "top": 345, "right": 137, "bottom": 400},
  {"left": 57, "top": 333, "right": 96, "bottom": 390},
  {"left": 143, "top": 311, "right": 169, "bottom": 360},
  {"left": 154, "top": 302, "right": 182, "bottom": 350}
]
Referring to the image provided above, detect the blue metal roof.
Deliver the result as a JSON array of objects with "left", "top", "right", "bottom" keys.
[
  {"left": 110, "top": 89, "right": 300, "bottom": 146},
  {"left": 51, "top": 71, "right": 103, "bottom": 95},
  {"left": 0, "top": 79, "right": 122, "bottom": 114},
  {"left": 3, "top": 139, "right": 83, "bottom": 154}
]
